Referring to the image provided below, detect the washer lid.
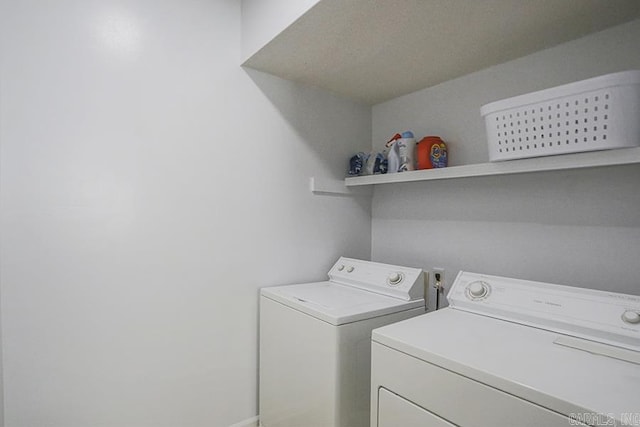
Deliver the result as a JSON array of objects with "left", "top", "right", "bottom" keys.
[{"left": 261, "top": 281, "right": 424, "bottom": 326}]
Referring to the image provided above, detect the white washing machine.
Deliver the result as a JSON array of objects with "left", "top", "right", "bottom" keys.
[
  {"left": 371, "top": 271, "right": 640, "bottom": 427},
  {"left": 259, "top": 257, "right": 425, "bottom": 427}
]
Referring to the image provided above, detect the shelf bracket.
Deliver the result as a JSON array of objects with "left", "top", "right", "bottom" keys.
[{"left": 309, "top": 177, "right": 371, "bottom": 196}]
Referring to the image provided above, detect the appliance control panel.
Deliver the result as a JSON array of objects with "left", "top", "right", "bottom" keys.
[
  {"left": 328, "top": 257, "right": 424, "bottom": 301},
  {"left": 448, "top": 271, "right": 640, "bottom": 351}
]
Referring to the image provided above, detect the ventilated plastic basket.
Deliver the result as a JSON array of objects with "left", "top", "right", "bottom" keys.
[{"left": 481, "top": 70, "right": 640, "bottom": 162}]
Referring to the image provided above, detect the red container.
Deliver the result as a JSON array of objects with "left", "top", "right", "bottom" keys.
[{"left": 416, "top": 136, "right": 447, "bottom": 169}]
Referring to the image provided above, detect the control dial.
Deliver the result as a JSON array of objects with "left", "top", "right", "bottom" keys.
[
  {"left": 346, "top": 266, "right": 354, "bottom": 273},
  {"left": 621, "top": 310, "right": 640, "bottom": 325},
  {"left": 337, "top": 264, "right": 345, "bottom": 271},
  {"left": 387, "top": 272, "right": 404, "bottom": 286},
  {"left": 466, "top": 281, "right": 490, "bottom": 300}
]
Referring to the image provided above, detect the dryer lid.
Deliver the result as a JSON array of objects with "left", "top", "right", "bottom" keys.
[
  {"left": 372, "top": 308, "right": 640, "bottom": 426},
  {"left": 373, "top": 272, "right": 640, "bottom": 425}
]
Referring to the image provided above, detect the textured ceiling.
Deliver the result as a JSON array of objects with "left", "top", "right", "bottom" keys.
[{"left": 243, "top": 0, "right": 640, "bottom": 104}]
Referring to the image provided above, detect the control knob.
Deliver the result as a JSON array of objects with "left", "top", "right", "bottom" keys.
[
  {"left": 387, "top": 272, "right": 403, "bottom": 286},
  {"left": 346, "top": 266, "right": 354, "bottom": 273},
  {"left": 621, "top": 310, "right": 640, "bottom": 325},
  {"left": 337, "top": 265, "right": 345, "bottom": 271},
  {"left": 466, "top": 281, "right": 490, "bottom": 300}
]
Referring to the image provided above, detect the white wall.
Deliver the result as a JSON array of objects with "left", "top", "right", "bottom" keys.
[
  {"left": 0, "top": 0, "right": 371, "bottom": 426},
  {"left": 372, "top": 19, "right": 640, "bottom": 310},
  {"left": 0, "top": 37, "right": 4, "bottom": 427}
]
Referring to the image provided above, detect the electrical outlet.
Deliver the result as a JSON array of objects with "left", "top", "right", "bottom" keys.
[
  {"left": 433, "top": 268, "right": 445, "bottom": 289},
  {"left": 431, "top": 267, "right": 446, "bottom": 311}
]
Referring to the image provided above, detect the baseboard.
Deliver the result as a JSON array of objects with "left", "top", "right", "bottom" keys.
[{"left": 228, "top": 415, "right": 259, "bottom": 427}]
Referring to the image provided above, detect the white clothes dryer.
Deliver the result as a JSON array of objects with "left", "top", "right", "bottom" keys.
[
  {"left": 371, "top": 271, "right": 640, "bottom": 427},
  {"left": 259, "top": 257, "right": 425, "bottom": 427}
]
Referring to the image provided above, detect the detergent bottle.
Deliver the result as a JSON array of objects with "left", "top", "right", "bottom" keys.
[
  {"left": 385, "top": 133, "right": 401, "bottom": 173},
  {"left": 396, "top": 131, "right": 416, "bottom": 172},
  {"left": 417, "top": 136, "right": 448, "bottom": 169}
]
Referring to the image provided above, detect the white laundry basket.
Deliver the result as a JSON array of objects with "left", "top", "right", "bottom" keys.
[{"left": 481, "top": 70, "right": 640, "bottom": 162}]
